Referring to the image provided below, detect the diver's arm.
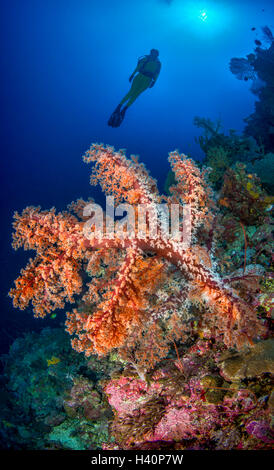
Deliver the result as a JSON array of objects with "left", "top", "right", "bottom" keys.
[
  {"left": 129, "top": 58, "right": 146, "bottom": 81},
  {"left": 129, "top": 67, "right": 138, "bottom": 82}
]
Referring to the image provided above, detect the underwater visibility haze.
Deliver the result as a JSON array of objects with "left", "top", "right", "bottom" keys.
[{"left": 0, "top": 0, "right": 274, "bottom": 451}]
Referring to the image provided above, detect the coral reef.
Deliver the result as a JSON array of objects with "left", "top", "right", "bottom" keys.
[
  {"left": 9, "top": 144, "right": 265, "bottom": 367},
  {"left": 7, "top": 143, "right": 273, "bottom": 450},
  {"left": 0, "top": 328, "right": 115, "bottom": 449},
  {"left": 195, "top": 30, "right": 274, "bottom": 191},
  {"left": 193, "top": 116, "right": 264, "bottom": 189},
  {"left": 246, "top": 153, "right": 274, "bottom": 192},
  {"left": 103, "top": 339, "right": 273, "bottom": 450},
  {"left": 218, "top": 163, "right": 273, "bottom": 225},
  {"left": 218, "top": 338, "right": 274, "bottom": 381},
  {"left": 230, "top": 26, "right": 274, "bottom": 153}
]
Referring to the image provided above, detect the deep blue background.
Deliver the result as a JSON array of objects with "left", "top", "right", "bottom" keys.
[{"left": 1, "top": 0, "right": 273, "bottom": 355}]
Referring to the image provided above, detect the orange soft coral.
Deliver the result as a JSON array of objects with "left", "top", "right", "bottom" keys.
[
  {"left": 66, "top": 248, "right": 165, "bottom": 355},
  {"left": 9, "top": 207, "right": 86, "bottom": 317},
  {"left": 9, "top": 144, "right": 265, "bottom": 358},
  {"left": 168, "top": 150, "right": 214, "bottom": 235}
]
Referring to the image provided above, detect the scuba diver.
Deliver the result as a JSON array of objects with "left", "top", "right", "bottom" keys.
[{"left": 108, "top": 49, "right": 161, "bottom": 127}]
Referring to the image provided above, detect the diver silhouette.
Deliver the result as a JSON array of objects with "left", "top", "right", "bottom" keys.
[{"left": 108, "top": 49, "right": 161, "bottom": 127}]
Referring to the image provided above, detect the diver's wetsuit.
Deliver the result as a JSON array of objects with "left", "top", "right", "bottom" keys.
[{"left": 119, "top": 56, "right": 161, "bottom": 107}]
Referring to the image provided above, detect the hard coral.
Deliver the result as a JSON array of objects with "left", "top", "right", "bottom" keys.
[
  {"left": 218, "top": 338, "right": 274, "bottom": 382},
  {"left": 104, "top": 340, "right": 273, "bottom": 450}
]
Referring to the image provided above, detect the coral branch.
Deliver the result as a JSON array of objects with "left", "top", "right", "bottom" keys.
[{"left": 168, "top": 150, "right": 214, "bottom": 235}]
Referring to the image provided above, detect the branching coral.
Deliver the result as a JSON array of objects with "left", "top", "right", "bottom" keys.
[{"left": 9, "top": 144, "right": 265, "bottom": 364}]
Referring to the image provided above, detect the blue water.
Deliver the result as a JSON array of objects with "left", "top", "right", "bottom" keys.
[{"left": 1, "top": 0, "right": 273, "bottom": 354}]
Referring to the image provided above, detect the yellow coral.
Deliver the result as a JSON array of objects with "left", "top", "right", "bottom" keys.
[
  {"left": 246, "top": 181, "right": 259, "bottom": 199},
  {"left": 47, "top": 356, "right": 61, "bottom": 366}
]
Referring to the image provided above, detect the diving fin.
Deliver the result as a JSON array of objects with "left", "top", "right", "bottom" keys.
[
  {"left": 108, "top": 110, "right": 123, "bottom": 127},
  {"left": 108, "top": 104, "right": 127, "bottom": 128},
  {"left": 108, "top": 104, "right": 123, "bottom": 127}
]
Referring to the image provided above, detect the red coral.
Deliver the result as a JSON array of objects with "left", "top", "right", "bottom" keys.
[{"left": 9, "top": 144, "right": 265, "bottom": 359}]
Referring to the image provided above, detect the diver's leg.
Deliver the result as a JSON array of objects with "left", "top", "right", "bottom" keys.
[
  {"left": 119, "top": 92, "right": 131, "bottom": 106},
  {"left": 119, "top": 74, "right": 150, "bottom": 107},
  {"left": 126, "top": 86, "right": 147, "bottom": 107},
  {"left": 111, "top": 75, "right": 151, "bottom": 125},
  {"left": 120, "top": 75, "right": 151, "bottom": 120},
  {"left": 119, "top": 78, "right": 140, "bottom": 106}
]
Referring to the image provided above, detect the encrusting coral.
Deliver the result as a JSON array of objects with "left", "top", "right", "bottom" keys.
[
  {"left": 9, "top": 144, "right": 265, "bottom": 367},
  {"left": 103, "top": 339, "right": 274, "bottom": 450}
]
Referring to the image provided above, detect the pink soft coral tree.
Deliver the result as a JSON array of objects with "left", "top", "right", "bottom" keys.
[{"left": 9, "top": 144, "right": 265, "bottom": 361}]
